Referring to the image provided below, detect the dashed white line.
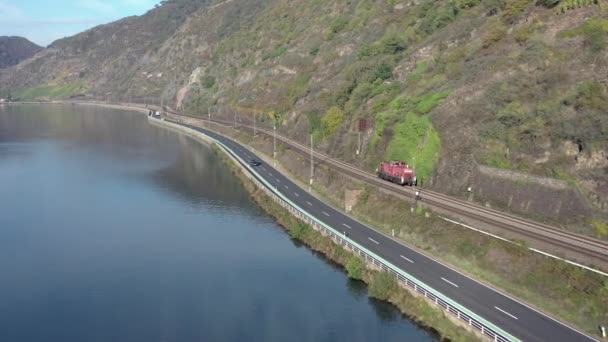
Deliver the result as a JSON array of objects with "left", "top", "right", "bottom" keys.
[
  {"left": 284, "top": 185, "right": 288, "bottom": 189},
  {"left": 342, "top": 223, "right": 352, "bottom": 229},
  {"left": 441, "top": 277, "right": 459, "bottom": 288},
  {"left": 400, "top": 255, "right": 414, "bottom": 263},
  {"left": 276, "top": 178, "right": 281, "bottom": 183},
  {"left": 306, "top": 201, "right": 313, "bottom": 206},
  {"left": 495, "top": 306, "right": 518, "bottom": 320},
  {"left": 368, "top": 237, "right": 379, "bottom": 244},
  {"left": 261, "top": 167, "right": 266, "bottom": 171},
  {"left": 322, "top": 211, "right": 330, "bottom": 217},
  {"left": 294, "top": 192, "right": 300, "bottom": 197}
]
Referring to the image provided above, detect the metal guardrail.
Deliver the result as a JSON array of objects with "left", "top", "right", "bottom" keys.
[{"left": 153, "top": 117, "right": 520, "bottom": 342}]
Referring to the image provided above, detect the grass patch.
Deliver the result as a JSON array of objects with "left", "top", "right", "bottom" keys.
[{"left": 14, "top": 82, "right": 84, "bottom": 100}]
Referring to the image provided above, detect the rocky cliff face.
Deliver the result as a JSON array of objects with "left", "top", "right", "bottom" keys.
[
  {"left": 1, "top": 0, "right": 606, "bottom": 235},
  {"left": 0, "top": 36, "right": 42, "bottom": 69}
]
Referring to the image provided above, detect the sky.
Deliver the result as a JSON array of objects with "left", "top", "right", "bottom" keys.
[{"left": 0, "top": 0, "right": 158, "bottom": 46}]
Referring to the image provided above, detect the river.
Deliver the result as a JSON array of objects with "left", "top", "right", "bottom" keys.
[{"left": 0, "top": 104, "right": 436, "bottom": 342}]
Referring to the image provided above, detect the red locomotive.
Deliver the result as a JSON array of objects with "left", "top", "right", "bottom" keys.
[{"left": 376, "top": 160, "right": 417, "bottom": 186}]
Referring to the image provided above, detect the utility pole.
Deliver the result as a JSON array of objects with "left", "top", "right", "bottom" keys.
[
  {"left": 207, "top": 107, "right": 211, "bottom": 128},
  {"left": 357, "top": 131, "right": 361, "bottom": 155},
  {"left": 273, "top": 123, "right": 277, "bottom": 167},
  {"left": 309, "top": 133, "right": 314, "bottom": 192}
]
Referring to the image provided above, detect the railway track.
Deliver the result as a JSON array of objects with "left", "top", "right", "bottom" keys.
[{"left": 133, "top": 103, "right": 608, "bottom": 270}]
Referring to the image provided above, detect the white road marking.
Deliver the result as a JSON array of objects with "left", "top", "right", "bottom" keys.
[
  {"left": 368, "top": 237, "right": 379, "bottom": 244},
  {"left": 495, "top": 306, "right": 518, "bottom": 320},
  {"left": 294, "top": 193, "right": 300, "bottom": 197},
  {"left": 261, "top": 167, "right": 266, "bottom": 171},
  {"left": 306, "top": 201, "right": 313, "bottom": 206},
  {"left": 441, "top": 277, "right": 459, "bottom": 288},
  {"left": 322, "top": 211, "right": 330, "bottom": 217},
  {"left": 342, "top": 223, "right": 352, "bottom": 229},
  {"left": 276, "top": 178, "right": 281, "bottom": 183},
  {"left": 284, "top": 185, "right": 288, "bottom": 189},
  {"left": 400, "top": 255, "right": 414, "bottom": 263}
]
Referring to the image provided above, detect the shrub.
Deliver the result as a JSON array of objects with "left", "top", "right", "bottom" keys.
[
  {"left": 483, "top": 16, "right": 507, "bottom": 48},
  {"left": 502, "top": 0, "right": 532, "bottom": 23},
  {"left": 202, "top": 75, "right": 215, "bottom": 89},
  {"left": 457, "top": 0, "right": 482, "bottom": 8},
  {"left": 592, "top": 220, "right": 608, "bottom": 238},
  {"left": 262, "top": 46, "right": 287, "bottom": 61},
  {"left": 368, "top": 271, "right": 398, "bottom": 301},
  {"left": 321, "top": 106, "right": 345, "bottom": 137},
  {"left": 346, "top": 254, "right": 366, "bottom": 280},
  {"left": 325, "top": 16, "right": 349, "bottom": 40},
  {"left": 559, "top": 19, "right": 608, "bottom": 53},
  {"left": 358, "top": 33, "right": 407, "bottom": 58},
  {"left": 575, "top": 81, "right": 608, "bottom": 110},
  {"left": 288, "top": 221, "right": 309, "bottom": 240},
  {"left": 536, "top": 0, "right": 561, "bottom": 7}
]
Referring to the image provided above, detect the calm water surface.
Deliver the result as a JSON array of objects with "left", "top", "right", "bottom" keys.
[{"left": 0, "top": 104, "right": 436, "bottom": 342}]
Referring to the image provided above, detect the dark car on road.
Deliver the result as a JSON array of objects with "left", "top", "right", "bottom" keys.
[{"left": 249, "top": 159, "right": 262, "bottom": 167}]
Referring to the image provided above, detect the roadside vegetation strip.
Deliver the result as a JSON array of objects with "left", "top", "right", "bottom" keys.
[{"left": 151, "top": 117, "right": 519, "bottom": 342}]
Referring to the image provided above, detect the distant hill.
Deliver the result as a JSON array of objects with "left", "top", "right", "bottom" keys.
[{"left": 0, "top": 36, "right": 42, "bottom": 68}]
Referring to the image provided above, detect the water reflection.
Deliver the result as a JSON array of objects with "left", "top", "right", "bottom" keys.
[{"left": 151, "top": 134, "right": 253, "bottom": 210}]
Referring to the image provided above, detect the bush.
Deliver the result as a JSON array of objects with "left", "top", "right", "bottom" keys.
[
  {"left": 536, "top": 0, "right": 561, "bottom": 7},
  {"left": 483, "top": 16, "right": 507, "bottom": 48},
  {"left": 346, "top": 254, "right": 366, "bottom": 280},
  {"left": 321, "top": 106, "right": 345, "bottom": 137},
  {"left": 358, "top": 33, "right": 407, "bottom": 58},
  {"left": 288, "top": 222, "right": 310, "bottom": 240},
  {"left": 202, "top": 75, "right": 215, "bottom": 89},
  {"left": 368, "top": 271, "right": 398, "bottom": 301},
  {"left": 262, "top": 46, "right": 287, "bottom": 61},
  {"left": 457, "top": 0, "right": 482, "bottom": 8},
  {"left": 559, "top": 19, "right": 608, "bottom": 53},
  {"left": 575, "top": 81, "right": 608, "bottom": 110},
  {"left": 592, "top": 220, "right": 608, "bottom": 238},
  {"left": 502, "top": 0, "right": 532, "bottom": 23}
]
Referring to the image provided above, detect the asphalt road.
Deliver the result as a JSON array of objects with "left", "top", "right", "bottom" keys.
[{"left": 158, "top": 117, "right": 597, "bottom": 342}]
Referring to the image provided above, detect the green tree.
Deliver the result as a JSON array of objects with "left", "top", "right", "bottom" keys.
[
  {"left": 368, "top": 271, "right": 398, "bottom": 301},
  {"left": 345, "top": 254, "right": 366, "bottom": 280}
]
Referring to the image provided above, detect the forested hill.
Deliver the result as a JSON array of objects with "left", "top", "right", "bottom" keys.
[
  {"left": 1, "top": 0, "right": 607, "bottom": 235},
  {"left": 0, "top": 36, "right": 42, "bottom": 69}
]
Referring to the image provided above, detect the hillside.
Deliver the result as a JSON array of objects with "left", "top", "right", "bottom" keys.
[
  {"left": 0, "top": 0, "right": 607, "bottom": 236},
  {"left": 0, "top": 36, "right": 42, "bottom": 69}
]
